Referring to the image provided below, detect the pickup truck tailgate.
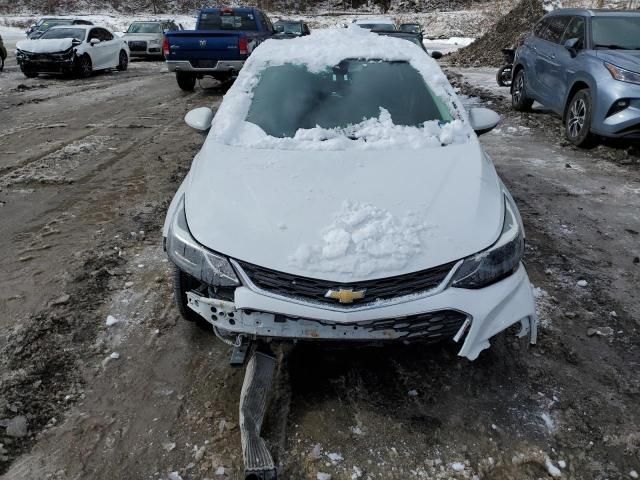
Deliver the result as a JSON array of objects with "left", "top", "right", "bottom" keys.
[{"left": 167, "top": 31, "right": 244, "bottom": 66}]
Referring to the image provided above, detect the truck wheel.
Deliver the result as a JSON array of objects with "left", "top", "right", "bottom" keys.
[{"left": 176, "top": 71, "right": 196, "bottom": 91}]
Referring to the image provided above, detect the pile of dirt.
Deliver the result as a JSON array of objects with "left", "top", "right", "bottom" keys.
[{"left": 447, "top": 0, "right": 545, "bottom": 67}]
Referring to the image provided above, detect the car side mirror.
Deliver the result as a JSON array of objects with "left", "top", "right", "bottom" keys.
[
  {"left": 185, "top": 107, "right": 213, "bottom": 131},
  {"left": 89, "top": 38, "right": 101, "bottom": 45},
  {"left": 469, "top": 107, "right": 500, "bottom": 136},
  {"left": 431, "top": 50, "right": 443, "bottom": 60},
  {"left": 564, "top": 37, "right": 580, "bottom": 56}
]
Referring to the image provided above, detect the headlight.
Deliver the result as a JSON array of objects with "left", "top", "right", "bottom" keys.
[
  {"left": 149, "top": 39, "right": 160, "bottom": 45},
  {"left": 450, "top": 196, "right": 524, "bottom": 289},
  {"left": 604, "top": 62, "right": 640, "bottom": 85},
  {"left": 165, "top": 196, "right": 239, "bottom": 286}
]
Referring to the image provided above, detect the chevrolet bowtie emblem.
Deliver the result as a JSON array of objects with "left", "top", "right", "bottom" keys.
[{"left": 325, "top": 287, "right": 366, "bottom": 304}]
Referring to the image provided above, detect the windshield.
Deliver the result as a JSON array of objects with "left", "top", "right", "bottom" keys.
[
  {"left": 274, "top": 21, "right": 302, "bottom": 34},
  {"left": 39, "top": 19, "right": 73, "bottom": 31},
  {"left": 592, "top": 16, "right": 640, "bottom": 49},
  {"left": 400, "top": 24, "right": 421, "bottom": 33},
  {"left": 199, "top": 11, "right": 258, "bottom": 31},
  {"left": 358, "top": 23, "right": 395, "bottom": 31},
  {"left": 41, "top": 27, "right": 86, "bottom": 41},
  {"left": 127, "top": 22, "right": 162, "bottom": 33},
  {"left": 246, "top": 60, "right": 452, "bottom": 138}
]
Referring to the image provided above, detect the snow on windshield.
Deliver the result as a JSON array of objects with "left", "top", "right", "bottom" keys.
[
  {"left": 289, "top": 200, "right": 428, "bottom": 276},
  {"left": 209, "top": 26, "right": 471, "bottom": 150}
]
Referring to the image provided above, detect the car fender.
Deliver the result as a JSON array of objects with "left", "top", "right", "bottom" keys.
[{"left": 561, "top": 70, "right": 597, "bottom": 122}]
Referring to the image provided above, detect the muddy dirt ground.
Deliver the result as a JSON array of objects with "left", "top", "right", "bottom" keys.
[{"left": 0, "top": 51, "right": 639, "bottom": 480}]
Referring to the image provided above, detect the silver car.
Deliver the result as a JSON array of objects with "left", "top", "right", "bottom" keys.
[
  {"left": 512, "top": 9, "right": 640, "bottom": 146},
  {"left": 123, "top": 20, "right": 181, "bottom": 58}
]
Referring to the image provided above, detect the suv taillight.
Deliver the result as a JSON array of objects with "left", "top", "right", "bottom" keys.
[
  {"left": 239, "top": 37, "right": 248, "bottom": 55},
  {"left": 163, "top": 37, "right": 170, "bottom": 57}
]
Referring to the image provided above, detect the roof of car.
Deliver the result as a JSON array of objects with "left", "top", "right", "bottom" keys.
[
  {"left": 353, "top": 18, "right": 395, "bottom": 24},
  {"left": 200, "top": 7, "right": 260, "bottom": 13},
  {"left": 49, "top": 24, "right": 99, "bottom": 31},
  {"left": 546, "top": 8, "right": 640, "bottom": 16}
]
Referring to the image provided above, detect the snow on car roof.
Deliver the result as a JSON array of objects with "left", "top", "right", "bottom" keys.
[
  {"left": 48, "top": 24, "right": 95, "bottom": 31},
  {"left": 210, "top": 26, "right": 471, "bottom": 150},
  {"left": 354, "top": 18, "right": 395, "bottom": 24}
]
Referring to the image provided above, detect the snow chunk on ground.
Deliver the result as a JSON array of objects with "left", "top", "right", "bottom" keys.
[
  {"left": 545, "top": 458, "right": 561, "bottom": 477},
  {"left": 451, "top": 462, "right": 465, "bottom": 471},
  {"left": 290, "top": 200, "right": 427, "bottom": 276},
  {"left": 106, "top": 315, "right": 121, "bottom": 326},
  {"left": 327, "top": 452, "right": 344, "bottom": 463},
  {"left": 317, "top": 473, "right": 332, "bottom": 480}
]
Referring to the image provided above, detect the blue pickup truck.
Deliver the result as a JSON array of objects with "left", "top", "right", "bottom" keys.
[{"left": 163, "top": 7, "right": 275, "bottom": 91}]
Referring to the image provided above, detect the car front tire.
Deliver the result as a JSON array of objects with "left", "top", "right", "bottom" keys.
[
  {"left": 176, "top": 71, "right": 196, "bottom": 91},
  {"left": 511, "top": 69, "right": 533, "bottom": 111},
  {"left": 565, "top": 89, "right": 595, "bottom": 148},
  {"left": 75, "top": 54, "right": 92, "bottom": 78},
  {"left": 116, "top": 50, "right": 128, "bottom": 71}
]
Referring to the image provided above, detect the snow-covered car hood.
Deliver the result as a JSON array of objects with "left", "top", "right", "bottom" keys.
[
  {"left": 184, "top": 139, "right": 504, "bottom": 282},
  {"left": 595, "top": 49, "right": 640, "bottom": 72},
  {"left": 16, "top": 38, "right": 74, "bottom": 53}
]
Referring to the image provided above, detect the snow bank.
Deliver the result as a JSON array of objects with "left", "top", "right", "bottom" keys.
[
  {"left": 16, "top": 38, "right": 74, "bottom": 53},
  {"left": 289, "top": 200, "right": 427, "bottom": 276},
  {"left": 428, "top": 36, "right": 475, "bottom": 46},
  {"left": 210, "top": 26, "right": 471, "bottom": 150}
]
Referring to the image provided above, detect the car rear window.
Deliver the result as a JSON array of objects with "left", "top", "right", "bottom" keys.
[
  {"left": 246, "top": 59, "right": 452, "bottom": 138},
  {"left": 199, "top": 11, "right": 258, "bottom": 31}
]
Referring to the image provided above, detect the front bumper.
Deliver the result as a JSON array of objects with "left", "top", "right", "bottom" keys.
[
  {"left": 592, "top": 77, "right": 640, "bottom": 138},
  {"left": 17, "top": 56, "right": 75, "bottom": 74},
  {"left": 186, "top": 263, "right": 537, "bottom": 361},
  {"left": 166, "top": 59, "right": 245, "bottom": 73}
]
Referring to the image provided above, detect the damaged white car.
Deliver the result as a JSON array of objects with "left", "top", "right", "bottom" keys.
[
  {"left": 163, "top": 27, "right": 538, "bottom": 362},
  {"left": 16, "top": 25, "right": 129, "bottom": 78}
]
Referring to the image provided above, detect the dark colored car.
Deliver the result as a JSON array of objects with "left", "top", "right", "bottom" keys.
[
  {"left": 0, "top": 34, "right": 6, "bottom": 71},
  {"left": 399, "top": 22, "right": 423, "bottom": 39},
  {"left": 272, "top": 19, "right": 310, "bottom": 38},
  {"left": 372, "top": 30, "right": 442, "bottom": 59},
  {"left": 27, "top": 17, "right": 94, "bottom": 39},
  {"left": 164, "top": 7, "right": 275, "bottom": 91},
  {"left": 512, "top": 8, "right": 640, "bottom": 146}
]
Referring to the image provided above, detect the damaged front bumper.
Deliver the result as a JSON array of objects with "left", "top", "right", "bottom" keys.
[{"left": 186, "top": 263, "right": 537, "bottom": 361}]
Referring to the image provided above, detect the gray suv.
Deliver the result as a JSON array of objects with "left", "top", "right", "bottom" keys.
[
  {"left": 512, "top": 9, "right": 640, "bottom": 146},
  {"left": 123, "top": 20, "right": 181, "bottom": 58}
]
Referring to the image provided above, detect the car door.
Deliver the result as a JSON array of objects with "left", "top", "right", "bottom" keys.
[
  {"left": 522, "top": 18, "right": 550, "bottom": 100},
  {"left": 99, "top": 28, "right": 120, "bottom": 67},
  {"left": 87, "top": 28, "right": 110, "bottom": 68},
  {"left": 553, "top": 16, "right": 586, "bottom": 109},
  {"left": 535, "top": 15, "right": 571, "bottom": 111}
]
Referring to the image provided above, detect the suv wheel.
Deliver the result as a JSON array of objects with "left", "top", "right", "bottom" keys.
[
  {"left": 511, "top": 69, "right": 533, "bottom": 111},
  {"left": 176, "top": 71, "right": 196, "bottom": 91},
  {"left": 565, "top": 89, "right": 595, "bottom": 147}
]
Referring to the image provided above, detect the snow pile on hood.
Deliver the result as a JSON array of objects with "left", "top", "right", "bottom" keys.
[
  {"left": 210, "top": 26, "right": 471, "bottom": 150},
  {"left": 235, "top": 108, "right": 467, "bottom": 151},
  {"left": 289, "top": 200, "right": 428, "bottom": 276},
  {"left": 16, "top": 38, "right": 75, "bottom": 53}
]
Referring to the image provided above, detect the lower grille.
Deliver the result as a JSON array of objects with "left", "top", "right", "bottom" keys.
[
  {"left": 321, "top": 309, "right": 467, "bottom": 341},
  {"left": 236, "top": 260, "right": 457, "bottom": 307},
  {"left": 128, "top": 41, "right": 147, "bottom": 51}
]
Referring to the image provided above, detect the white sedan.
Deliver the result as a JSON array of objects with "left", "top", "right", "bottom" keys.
[
  {"left": 163, "top": 27, "right": 538, "bottom": 361},
  {"left": 15, "top": 25, "right": 129, "bottom": 78}
]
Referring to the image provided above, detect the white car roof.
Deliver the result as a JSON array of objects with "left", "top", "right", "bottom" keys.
[{"left": 49, "top": 24, "right": 97, "bottom": 31}]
